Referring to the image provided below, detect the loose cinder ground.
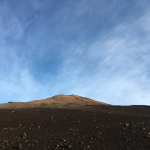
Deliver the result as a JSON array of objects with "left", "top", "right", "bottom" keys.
[
  {"left": 0, "top": 105, "right": 150, "bottom": 150},
  {"left": 0, "top": 95, "right": 150, "bottom": 150}
]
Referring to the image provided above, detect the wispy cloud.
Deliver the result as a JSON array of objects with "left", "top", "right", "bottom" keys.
[
  {"left": 57, "top": 7, "right": 150, "bottom": 105},
  {"left": 0, "top": 0, "right": 150, "bottom": 105}
]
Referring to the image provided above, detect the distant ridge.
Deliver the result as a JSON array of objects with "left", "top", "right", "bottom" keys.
[{"left": 29, "top": 94, "right": 110, "bottom": 105}]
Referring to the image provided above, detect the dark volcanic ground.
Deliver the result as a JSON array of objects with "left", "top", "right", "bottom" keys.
[{"left": 0, "top": 105, "right": 150, "bottom": 150}]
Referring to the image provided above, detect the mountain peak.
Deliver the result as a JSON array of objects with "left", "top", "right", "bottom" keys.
[{"left": 29, "top": 94, "right": 110, "bottom": 106}]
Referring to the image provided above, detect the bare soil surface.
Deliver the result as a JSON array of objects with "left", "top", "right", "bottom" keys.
[
  {"left": 0, "top": 105, "right": 150, "bottom": 150},
  {"left": 0, "top": 95, "right": 150, "bottom": 149}
]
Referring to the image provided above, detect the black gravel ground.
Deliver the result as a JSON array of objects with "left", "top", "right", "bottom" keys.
[{"left": 0, "top": 105, "right": 150, "bottom": 150}]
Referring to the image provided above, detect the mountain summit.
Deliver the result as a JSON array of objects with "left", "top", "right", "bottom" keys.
[
  {"left": 29, "top": 94, "right": 110, "bottom": 106},
  {"left": 0, "top": 94, "right": 110, "bottom": 109}
]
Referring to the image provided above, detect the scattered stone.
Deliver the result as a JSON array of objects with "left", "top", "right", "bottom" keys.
[
  {"left": 125, "top": 123, "right": 129, "bottom": 127},
  {"left": 50, "top": 117, "right": 53, "bottom": 120},
  {"left": 3, "top": 128, "right": 7, "bottom": 130},
  {"left": 22, "top": 132, "right": 26, "bottom": 139},
  {"left": 67, "top": 145, "right": 72, "bottom": 149},
  {"left": 146, "top": 133, "right": 150, "bottom": 138},
  {"left": 17, "top": 144, "right": 22, "bottom": 149},
  {"left": 34, "top": 140, "right": 39, "bottom": 144}
]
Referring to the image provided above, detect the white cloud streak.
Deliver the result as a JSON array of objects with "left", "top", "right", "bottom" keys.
[
  {"left": 0, "top": 1, "right": 150, "bottom": 106},
  {"left": 57, "top": 9, "right": 150, "bottom": 105}
]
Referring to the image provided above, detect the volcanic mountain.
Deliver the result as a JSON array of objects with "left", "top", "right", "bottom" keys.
[
  {"left": 29, "top": 94, "right": 110, "bottom": 106},
  {"left": 0, "top": 94, "right": 110, "bottom": 109},
  {"left": 0, "top": 95, "right": 150, "bottom": 149}
]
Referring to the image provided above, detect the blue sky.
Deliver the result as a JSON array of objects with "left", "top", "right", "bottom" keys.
[{"left": 0, "top": 0, "right": 150, "bottom": 105}]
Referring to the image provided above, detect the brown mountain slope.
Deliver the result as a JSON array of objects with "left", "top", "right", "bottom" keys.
[
  {"left": 29, "top": 94, "right": 110, "bottom": 106},
  {"left": 0, "top": 94, "right": 110, "bottom": 109}
]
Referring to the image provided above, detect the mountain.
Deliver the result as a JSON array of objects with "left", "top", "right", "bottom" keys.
[
  {"left": 29, "top": 94, "right": 110, "bottom": 106},
  {"left": 0, "top": 94, "right": 110, "bottom": 109}
]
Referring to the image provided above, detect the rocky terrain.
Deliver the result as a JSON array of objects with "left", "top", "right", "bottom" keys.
[{"left": 0, "top": 95, "right": 150, "bottom": 149}]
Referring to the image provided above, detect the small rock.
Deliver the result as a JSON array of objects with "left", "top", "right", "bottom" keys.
[
  {"left": 17, "top": 144, "right": 22, "bottom": 149},
  {"left": 146, "top": 134, "right": 150, "bottom": 138},
  {"left": 125, "top": 123, "right": 129, "bottom": 127},
  {"left": 23, "top": 132, "right": 26, "bottom": 137},
  {"left": 34, "top": 140, "right": 38, "bottom": 144},
  {"left": 68, "top": 145, "right": 72, "bottom": 149},
  {"left": 22, "top": 132, "right": 26, "bottom": 139}
]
